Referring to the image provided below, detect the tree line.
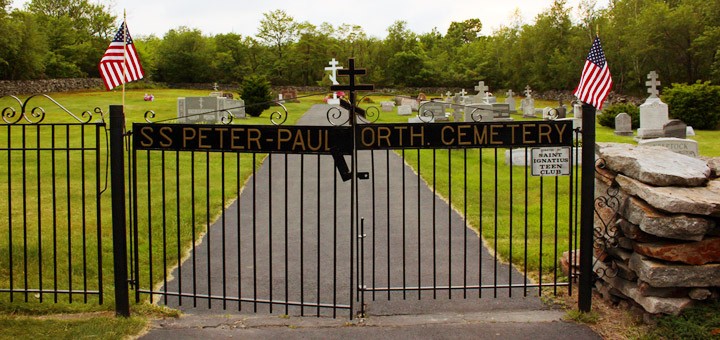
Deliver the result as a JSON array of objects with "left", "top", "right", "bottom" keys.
[{"left": 1, "top": 0, "right": 719, "bottom": 95}]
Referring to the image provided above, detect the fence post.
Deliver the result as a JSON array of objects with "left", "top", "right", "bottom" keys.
[
  {"left": 109, "top": 105, "right": 130, "bottom": 317},
  {"left": 579, "top": 103, "right": 596, "bottom": 312}
]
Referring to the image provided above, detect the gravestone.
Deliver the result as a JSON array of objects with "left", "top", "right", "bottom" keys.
[
  {"left": 492, "top": 103, "right": 512, "bottom": 121},
  {"left": 637, "top": 71, "right": 669, "bottom": 139},
  {"left": 177, "top": 95, "right": 246, "bottom": 123},
  {"left": 419, "top": 101, "right": 445, "bottom": 120},
  {"left": 472, "top": 81, "right": 490, "bottom": 104},
  {"left": 522, "top": 85, "right": 536, "bottom": 118},
  {"left": 505, "top": 89, "right": 516, "bottom": 112},
  {"left": 663, "top": 119, "right": 687, "bottom": 139},
  {"left": 279, "top": 87, "right": 300, "bottom": 103},
  {"left": 381, "top": 101, "right": 395, "bottom": 112},
  {"left": 573, "top": 101, "right": 582, "bottom": 118},
  {"left": 543, "top": 107, "right": 556, "bottom": 120},
  {"left": 327, "top": 92, "right": 341, "bottom": 105},
  {"left": 614, "top": 112, "right": 633, "bottom": 136},
  {"left": 556, "top": 100, "right": 567, "bottom": 119},
  {"left": 397, "top": 105, "right": 412, "bottom": 116},
  {"left": 465, "top": 103, "right": 494, "bottom": 122},
  {"left": 638, "top": 138, "right": 699, "bottom": 158},
  {"left": 400, "top": 98, "right": 419, "bottom": 111}
]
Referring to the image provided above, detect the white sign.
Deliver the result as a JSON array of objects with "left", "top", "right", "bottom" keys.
[{"left": 531, "top": 147, "right": 571, "bottom": 176}]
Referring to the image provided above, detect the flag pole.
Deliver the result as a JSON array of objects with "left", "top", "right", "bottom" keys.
[{"left": 122, "top": 9, "right": 128, "bottom": 112}]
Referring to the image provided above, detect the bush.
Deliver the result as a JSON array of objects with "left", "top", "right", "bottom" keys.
[
  {"left": 239, "top": 75, "right": 272, "bottom": 117},
  {"left": 598, "top": 103, "right": 640, "bottom": 129},
  {"left": 664, "top": 81, "right": 720, "bottom": 130}
]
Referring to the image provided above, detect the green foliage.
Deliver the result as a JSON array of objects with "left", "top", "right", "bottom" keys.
[
  {"left": 664, "top": 81, "right": 720, "bottom": 130},
  {"left": 564, "top": 310, "right": 600, "bottom": 324},
  {"left": 240, "top": 75, "right": 272, "bottom": 117},
  {"left": 598, "top": 103, "right": 640, "bottom": 129},
  {"left": 154, "top": 27, "right": 214, "bottom": 83},
  {"left": 648, "top": 301, "right": 720, "bottom": 340}
]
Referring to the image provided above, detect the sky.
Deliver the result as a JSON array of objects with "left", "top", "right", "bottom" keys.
[{"left": 10, "top": 0, "right": 610, "bottom": 38}]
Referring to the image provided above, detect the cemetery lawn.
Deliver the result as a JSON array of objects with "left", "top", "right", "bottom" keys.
[{"left": 2, "top": 90, "right": 719, "bottom": 338}]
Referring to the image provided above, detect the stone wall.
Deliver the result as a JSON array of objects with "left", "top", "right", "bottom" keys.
[
  {"left": 586, "top": 143, "right": 720, "bottom": 316},
  {"left": 0, "top": 78, "right": 104, "bottom": 96}
]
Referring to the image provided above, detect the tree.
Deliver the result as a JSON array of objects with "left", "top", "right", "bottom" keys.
[
  {"left": 27, "top": 0, "right": 115, "bottom": 77},
  {"left": 240, "top": 75, "right": 272, "bottom": 117},
  {"left": 256, "top": 9, "right": 298, "bottom": 81},
  {"left": 445, "top": 19, "right": 483, "bottom": 45},
  {"left": 0, "top": 9, "right": 47, "bottom": 79},
  {"left": 154, "top": 27, "right": 214, "bottom": 83}
]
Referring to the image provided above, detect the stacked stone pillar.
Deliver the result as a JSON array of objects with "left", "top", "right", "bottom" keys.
[{"left": 589, "top": 143, "right": 720, "bottom": 315}]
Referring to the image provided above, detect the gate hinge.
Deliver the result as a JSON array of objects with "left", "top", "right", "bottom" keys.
[{"left": 357, "top": 172, "right": 370, "bottom": 180}]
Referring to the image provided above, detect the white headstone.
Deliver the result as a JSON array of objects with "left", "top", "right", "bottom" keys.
[
  {"left": 543, "top": 107, "right": 555, "bottom": 120},
  {"left": 505, "top": 89, "right": 516, "bottom": 112},
  {"left": 522, "top": 86, "right": 536, "bottom": 118},
  {"left": 614, "top": 112, "right": 633, "bottom": 136},
  {"left": 638, "top": 138, "right": 699, "bottom": 158},
  {"left": 397, "top": 105, "right": 412, "bottom": 116},
  {"left": 327, "top": 92, "right": 340, "bottom": 105},
  {"left": 381, "top": 101, "right": 395, "bottom": 112},
  {"left": 466, "top": 103, "right": 494, "bottom": 122},
  {"left": 637, "top": 71, "right": 669, "bottom": 139}
]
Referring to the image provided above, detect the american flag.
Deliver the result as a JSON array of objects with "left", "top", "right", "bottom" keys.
[
  {"left": 573, "top": 37, "right": 612, "bottom": 110},
  {"left": 99, "top": 22, "right": 144, "bottom": 91}
]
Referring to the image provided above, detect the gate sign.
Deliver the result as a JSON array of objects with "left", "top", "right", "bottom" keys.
[{"left": 531, "top": 147, "right": 571, "bottom": 176}]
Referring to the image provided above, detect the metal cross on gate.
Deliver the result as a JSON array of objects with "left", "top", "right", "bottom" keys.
[{"left": 331, "top": 58, "right": 374, "bottom": 111}]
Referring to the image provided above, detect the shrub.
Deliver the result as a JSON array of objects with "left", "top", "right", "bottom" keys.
[
  {"left": 239, "top": 75, "right": 272, "bottom": 117},
  {"left": 598, "top": 103, "right": 640, "bottom": 129},
  {"left": 664, "top": 81, "right": 720, "bottom": 130}
]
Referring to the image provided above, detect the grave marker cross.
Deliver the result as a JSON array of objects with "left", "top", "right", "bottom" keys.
[
  {"left": 330, "top": 58, "right": 374, "bottom": 113},
  {"left": 524, "top": 85, "right": 533, "bottom": 98},
  {"left": 325, "top": 58, "right": 343, "bottom": 85},
  {"left": 506, "top": 89, "right": 515, "bottom": 98},
  {"left": 646, "top": 71, "right": 661, "bottom": 97},
  {"left": 475, "top": 81, "right": 489, "bottom": 96}
]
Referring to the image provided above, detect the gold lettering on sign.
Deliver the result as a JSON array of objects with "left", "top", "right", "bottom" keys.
[
  {"left": 248, "top": 128, "right": 261, "bottom": 150},
  {"left": 277, "top": 128, "right": 292, "bottom": 150},
  {"left": 539, "top": 124, "right": 552, "bottom": 144},
  {"left": 183, "top": 128, "right": 196, "bottom": 148},
  {"left": 490, "top": 125, "right": 502, "bottom": 145},
  {"left": 198, "top": 128, "right": 211, "bottom": 149},
  {"left": 474, "top": 125, "right": 488, "bottom": 144},
  {"left": 307, "top": 130, "right": 324, "bottom": 152},
  {"left": 292, "top": 129, "right": 305, "bottom": 151},
  {"left": 360, "top": 127, "right": 374, "bottom": 148},
  {"left": 441, "top": 125, "right": 455, "bottom": 145},
  {"left": 159, "top": 127, "right": 173, "bottom": 147},
  {"left": 410, "top": 126, "right": 425, "bottom": 146},
  {"left": 522, "top": 124, "right": 535, "bottom": 144},
  {"left": 139, "top": 126, "right": 154, "bottom": 147},
  {"left": 507, "top": 124, "right": 520, "bottom": 144},
  {"left": 378, "top": 127, "right": 391, "bottom": 147},
  {"left": 555, "top": 124, "right": 567, "bottom": 144},
  {"left": 457, "top": 125, "right": 471, "bottom": 146},
  {"left": 215, "top": 128, "right": 229, "bottom": 148},
  {"left": 231, "top": 128, "right": 245, "bottom": 150}
]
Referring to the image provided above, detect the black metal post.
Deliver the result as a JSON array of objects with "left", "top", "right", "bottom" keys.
[
  {"left": 579, "top": 103, "right": 596, "bottom": 312},
  {"left": 109, "top": 105, "right": 130, "bottom": 317}
]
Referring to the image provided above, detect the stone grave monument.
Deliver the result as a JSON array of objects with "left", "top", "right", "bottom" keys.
[
  {"left": 178, "top": 86, "right": 246, "bottom": 123},
  {"left": 637, "top": 71, "right": 670, "bottom": 139},
  {"left": 505, "top": 89, "right": 516, "bottom": 112},
  {"left": 614, "top": 112, "right": 633, "bottom": 136},
  {"left": 664, "top": 119, "right": 687, "bottom": 139},
  {"left": 638, "top": 138, "right": 699, "bottom": 158},
  {"left": 522, "top": 85, "right": 536, "bottom": 118}
]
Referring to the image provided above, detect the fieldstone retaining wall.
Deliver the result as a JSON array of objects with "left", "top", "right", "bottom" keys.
[
  {"left": 0, "top": 78, "right": 104, "bottom": 96},
  {"left": 574, "top": 143, "right": 720, "bottom": 316}
]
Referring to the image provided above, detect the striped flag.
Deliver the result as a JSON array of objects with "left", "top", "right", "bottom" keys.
[
  {"left": 573, "top": 36, "right": 612, "bottom": 110},
  {"left": 99, "top": 22, "right": 144, "bottom": 91}
]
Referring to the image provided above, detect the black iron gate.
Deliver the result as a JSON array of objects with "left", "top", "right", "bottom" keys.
[{"left": 126, "top": 59, "right": 585, "bottom": 319}]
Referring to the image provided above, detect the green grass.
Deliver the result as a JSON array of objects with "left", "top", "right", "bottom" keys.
[
  {"left": 2, "top": 90, "right": 720, "bottom": 337},
  {"left": 645, "top": 301, "right": 720, "bottom": 340}
]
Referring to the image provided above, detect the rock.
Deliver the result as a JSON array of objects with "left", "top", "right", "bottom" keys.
[
  {"left": 688, "top": 288, "right": 712, "bottom": 300},
  {"left": 637, "top": 280, "right": 688, "bottom": 298},
  {"left": 615, "top": 260, "right": 638, "bottom": 281},
  {"left": 607, "top": 247, "right": 633, "bottom": 263},
  {"left": 629, "top": 253, "right": 720, "bottom": 287},
  {"left": 596, "top": 143, "right": 710, "bottom": 187},
  {"left": 616, "top": 175, "right": 720, "bottom": 217},
  {"left": 616, "top": 218, "right": 661, "bottom": 243},
  {"left": 619, "top": 237, "right": 635, "bottom": 250},
  {"left": 622, "top": 196, "right": 715, "bottom": 241},
  {"left": 705, "top": 157, "right": 720, "bottom": 179},
  {"left": 633, "top": 237, "right": 720, "bottom": 265},
  {"left": 603, "top": 273, "right": 694, "bottom": 315}
]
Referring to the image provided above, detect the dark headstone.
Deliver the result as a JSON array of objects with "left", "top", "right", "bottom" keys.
[
  {"left": 556, "top": 100, "right": 567, "bottom": 119},
  {"left": 663, "top": 119, "right": 687, "bottom": 139}
]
